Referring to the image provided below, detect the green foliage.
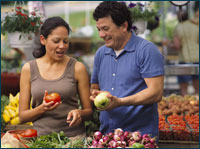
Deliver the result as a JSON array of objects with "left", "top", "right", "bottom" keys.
[
  {"left": 1, "top": 6, "right": 43, "bottom": 37},
  {"left": 25, "top": 131, "right": 70, "bottom": 148},
  {"left": 128, "top": 3, "right": 160, "bottom": 23},
  {"left": 84, "top": 108, "right": 100, "bottom": 137},
  {"left": 1, "top": 95, "right": 9, "bottom": 132}
]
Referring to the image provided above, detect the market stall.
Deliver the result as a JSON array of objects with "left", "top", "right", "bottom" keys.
[{"left": 1, "top": 1, "right": 199, "bottom": 148}]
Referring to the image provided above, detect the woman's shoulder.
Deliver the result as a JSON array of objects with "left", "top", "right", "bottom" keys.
[
  {"left": 20, "top": 62, "right": 32, "bottom": 77},
  {"left": 74, "top": 60, "right": 86, "bottom": 73}
]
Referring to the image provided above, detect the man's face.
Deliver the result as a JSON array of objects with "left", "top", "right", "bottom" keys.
[{"left": 96, "top": 16, "right": 127, "bottom": 50}]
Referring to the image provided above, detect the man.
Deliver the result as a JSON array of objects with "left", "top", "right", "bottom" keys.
[
  {"left": 171, "top": 3, "right": 199, "bottom": 96},
  {"left": 90, "top": 1, "right": 164, "bottom": 139}
]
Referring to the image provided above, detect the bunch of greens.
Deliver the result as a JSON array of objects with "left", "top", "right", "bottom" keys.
[
  {"left": 84, "top": 108, "right": 100, "bottom": 137},
  {"left": 1, "top": 95, "right": 9, "bottom": 132},
  {"left": 25, "top": 131, "right": 70, "bottom": 148}
]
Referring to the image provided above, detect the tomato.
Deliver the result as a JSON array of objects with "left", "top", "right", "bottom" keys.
[
  {"left": 44, "top": 93, "right": 61, "bottom": 105},
  {"left": 21, "top": 129, "right": 37, "bottom": 138}
]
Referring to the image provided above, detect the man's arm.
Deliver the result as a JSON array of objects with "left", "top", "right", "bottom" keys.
[
  {"left": 121, "top": 75, "right": 164, "bottom": 106},
  {"left": 100, "top": 75, "right": 164, "bottom": 111}
]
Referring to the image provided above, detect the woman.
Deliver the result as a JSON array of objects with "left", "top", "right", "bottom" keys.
[{"left": 19, "top": 16, "right": 93, "bottom": 139}]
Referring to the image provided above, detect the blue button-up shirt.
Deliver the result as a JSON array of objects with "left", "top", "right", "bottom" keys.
[{"left": 91, "top": 32, "right": 164, "bottom": 138}]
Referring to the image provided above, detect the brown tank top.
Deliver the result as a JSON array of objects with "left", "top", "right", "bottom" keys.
[{"left": 29, "top": 57, "right": 85, "bottom": 137}]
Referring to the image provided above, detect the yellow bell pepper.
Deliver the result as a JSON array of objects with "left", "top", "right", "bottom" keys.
[
  {"left": 10, "top": 116, "right": 20, "bottom": 125},
  {"left": 8, "top": 109, "right": 17, "bottom": 118},
  {"left": 2, "top": 113, "right": 10, "bottom": 123}
]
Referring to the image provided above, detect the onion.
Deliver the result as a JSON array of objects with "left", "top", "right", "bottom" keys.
[
  {"left": 107, "top": 132, "right": 114, "bottom": 139},
  {"left": 113, "top": 134, "right": 121, "bottom": 141},
  {"left": 92, "top": 140, "right": 99, "bottom": 146},
  {"left": 144, "top": 143, "right": 155, "bottom": 148},
  {"left": 103, "top": 135, "right": 109, "bottom": 143},
  {"left": 123, "top": 131, "right": 131, "bottom": 141},
  {"left": 128, "top": 140, "right": 136, "bottom": 147},
  {"left": 114, "top": 128, "right": 124, "bottom": 136},
  {"left": 94, "top": 131, "right": 102, "bottom": 141},
  {"left": 108, "top": 140, "right": 117, "bottom": 148},
  {"left": 150, "top": 137, "right": 156, "bottom": 144},
  {"left": 131, "top": 131, "right": 142, "bottom": 142}
]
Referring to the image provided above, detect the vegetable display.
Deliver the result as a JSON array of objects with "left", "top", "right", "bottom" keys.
[
  {"left": 88, "top": 128, "right": 159, "bottom": 148},
  {"left": 158, "top": 94, "right": 199, "bottom": 116},
  {"left": 25, "top": 131, "right": 70, "bottom": 148},
  {"left": 1, "top": 93, "right": 32, "bottom": 127}
]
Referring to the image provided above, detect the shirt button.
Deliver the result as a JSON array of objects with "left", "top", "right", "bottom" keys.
[
  {"left": 111, "top": 88, "right": 114, "bottom": 90},
  {"left": 113, "top": 73, "right": 116, "bottom": 76},
  {"left": 115, "top": 59, "right": 117, "bottom": 62}
]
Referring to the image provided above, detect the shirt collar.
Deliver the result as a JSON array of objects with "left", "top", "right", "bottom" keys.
[{"left": 104, "top": 32, "right": 136, "bottom": 55}]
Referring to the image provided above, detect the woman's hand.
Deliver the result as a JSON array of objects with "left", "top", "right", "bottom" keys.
[
  {"left": 66, "top": 109, "right": 82, "bottom": 127},
  {"left": 89, "top": 90, "right": 101, "bottom": 101},
  {"left": 42, "top": 90, "right": 61, "bottom": 111}
]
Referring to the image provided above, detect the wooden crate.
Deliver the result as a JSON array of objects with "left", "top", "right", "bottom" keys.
[{"left": 158, "top": 140, "right": 199, "bottom": 148}]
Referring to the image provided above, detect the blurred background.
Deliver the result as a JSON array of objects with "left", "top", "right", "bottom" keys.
[{"left": 1, "top": 1, "right": 199, "bottom": 97}]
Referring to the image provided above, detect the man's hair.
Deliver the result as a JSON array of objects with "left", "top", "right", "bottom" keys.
[
  {"left": 93, "top": 1, "right": 132, "bottom": 31},
  {"left": 177, "top": 10, "right": 188, "bottom": 22}
]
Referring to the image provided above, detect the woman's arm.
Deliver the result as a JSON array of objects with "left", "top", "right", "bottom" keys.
[
  {"left": 67, "top": 62, "right": 93, "bottom": 126},
  {"left": 19, "top": 63, "right": 59, "bottom": 123}
]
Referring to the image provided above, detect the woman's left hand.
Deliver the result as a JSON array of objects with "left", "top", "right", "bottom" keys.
[{"left": 66, "top": 109, "right": 82, "bottom": 127}]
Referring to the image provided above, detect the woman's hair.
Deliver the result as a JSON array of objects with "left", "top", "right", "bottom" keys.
[
  {"left": 33, "top": 16, "right": 71, "bottom": 58},
  {"left": 93, "top": 1, "right": 132, "bottom": 31}
]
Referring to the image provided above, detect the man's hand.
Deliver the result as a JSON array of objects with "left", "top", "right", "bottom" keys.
[{"left": 92, "top": 91, "right": 122, "bottom": 111}]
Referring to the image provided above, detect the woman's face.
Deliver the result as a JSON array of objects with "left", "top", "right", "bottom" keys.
[{"left": 40, "top": 26, "right": 69, "bottom": 61}]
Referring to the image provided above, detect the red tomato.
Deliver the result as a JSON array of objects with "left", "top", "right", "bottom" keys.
[
  {"left": 44, "top": 93, "right": 61, "bottom": 105},
  {"left": 21, "top": 129, "right": 37, "bottom": 138}
]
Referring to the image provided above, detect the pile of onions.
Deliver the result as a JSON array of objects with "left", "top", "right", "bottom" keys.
[{"left": 88, "top": 128, "right": 159, "bottom": 148}]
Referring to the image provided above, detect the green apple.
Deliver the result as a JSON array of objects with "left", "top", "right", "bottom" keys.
[{"left": 94, "top": 92, "right": 110, "bottom": 108}]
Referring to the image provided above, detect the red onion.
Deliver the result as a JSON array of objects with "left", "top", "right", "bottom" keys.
[
  {"left": 92, "top": 140, "right": 99, "bottom": 146},
  {"left": 108, "top": 140, "right": 117, "bottom": 148},
  {"left": 107, "top": 132, "right": 114, "bottom": 139},
  {"left": 150, "top": 137, "right": 156, "bottom": 144},
  {"left": 123, "top": 131, "right": 131, "bottom": 141},
  {"left": 113, "top": 134, "right": 121, "bottom": 141},
  {"left": 103, "top": 135, "right": 109, "bottom": 143},
  {"left": 131, "top": 131, "right": 142, "bottom": 142},
  {"left": 114, "top": 128, "right": 124, "bottom": 136},
  {"left": 144, "top": 143, "right": 155, "bottom": 148},
  {"left": 94, "top": 131, "right": 102, "bottom": 141},
  {"left": 128, "top": 140, "right": 136, "bottom": 147}
]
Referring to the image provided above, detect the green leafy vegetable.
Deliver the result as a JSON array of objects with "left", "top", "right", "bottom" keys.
[{"left": 25, "top": 131, "right": 70, "bottom": 148}]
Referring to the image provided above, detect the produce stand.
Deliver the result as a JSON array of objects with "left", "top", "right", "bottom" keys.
[
  {"left": 4, "top": 125, "right": 33, "bottom": 132},
  {"left": 164, "top": 64, "right": 199, "bottom": 76},
  {"left": 158, "top": 140, "right": 199, "bottom": 148},
  {"left": 161, "top": 64, "right": 199, "bottom": 148}
]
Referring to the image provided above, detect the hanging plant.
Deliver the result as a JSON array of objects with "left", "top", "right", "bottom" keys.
[
  {"left": 126, "top": 2, "right": 160, "bottom": 32},
  {"left": 1, "top": 6, "right": 43, "bottom": 39}
]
